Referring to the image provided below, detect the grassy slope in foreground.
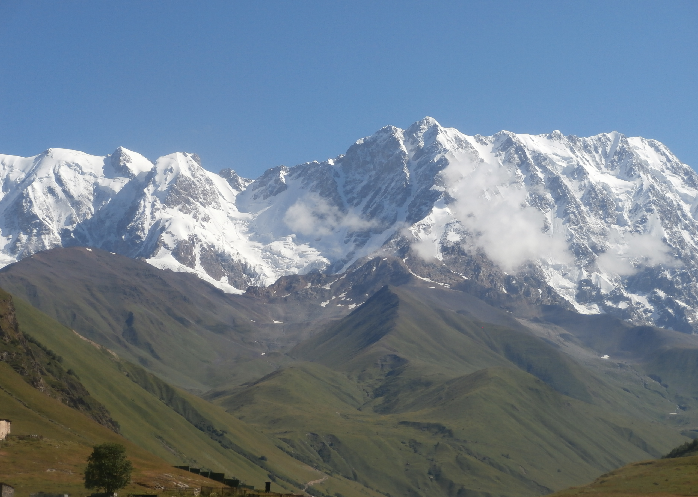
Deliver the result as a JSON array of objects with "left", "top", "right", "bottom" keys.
[
  {"left": 552, "top": 455, "right": 698, "bottom": 496},
  {"left": 0, "top": 361, "right": 218, "bottom": 496},
  {"left": 0, "top": 287, "right": 118, "bottom": 432},
  {"left": 8, "top": 293, "right": 380, "bottom": 497}
]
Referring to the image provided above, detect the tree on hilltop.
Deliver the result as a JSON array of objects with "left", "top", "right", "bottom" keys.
[{"left": 84, "top": 443, "right": 133, "bottom": 495}]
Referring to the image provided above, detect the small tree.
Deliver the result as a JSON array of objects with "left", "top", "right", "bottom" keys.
[{"left": 84, "top": 443, "right": 133, "bottom": 495}]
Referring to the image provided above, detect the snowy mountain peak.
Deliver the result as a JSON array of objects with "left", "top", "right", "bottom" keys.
[
  {"left": 1, "top": 120, "right": 698, "bottom": 331},
  {"left": 405, "top": 117, "right": 449, "bottom": 150},
  {"left": 218, "top": 168, "right": 251, "bottom": 193},
  {"left": 406, "top": 116, "right": 441, "bottom": 136},
  {"left": 109, "top": 146, "right": 153, "bottom": 178},
  {"left": 548, "top": 129, "right": 565, "bottom": 141}
]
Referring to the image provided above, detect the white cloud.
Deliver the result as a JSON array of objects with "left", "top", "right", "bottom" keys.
[
  {"left": 411, "top": 236, "right": 439, "bottom": 261},
  {"left": 283, "top": 193, "right": 375, "bottom": 238},
  {"left": 596, "top": 252, "right": 637, "bottom": 276},
  {"left": 596, "top": 229, "right": 678, "bottom": 276},
  {"left": 438, "top": 152, "right": 572, "bottom": 272}
]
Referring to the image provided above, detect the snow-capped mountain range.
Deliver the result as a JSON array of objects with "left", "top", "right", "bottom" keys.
[{"left": 2, "top": 117, "right": 698, "bottom": 331}]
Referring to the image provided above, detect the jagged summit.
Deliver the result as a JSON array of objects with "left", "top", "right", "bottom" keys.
[
  {"left": 108, "top": 146, "right": 153, "bottom": 178},
  {"left": 1, "top": 118, "right": 697, "bottom": 330}
]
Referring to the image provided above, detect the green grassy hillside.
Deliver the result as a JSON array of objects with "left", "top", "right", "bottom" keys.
[
  {"left": 0, "top": 287, "right": 118, "bottom": 431},
  {"left": 211, "top": 286, "right": 687, "bottom": 497},
  {"left": 293, "top": 286, "right": 678, "bottom": 420},
  {"left": 552, "top": 455, "right": 698, "bottom": 496},
  {"left": 5, "top": 248, "right": 698, "bottom": 497},
  {"left": 215, "top": 359, "right": 683, "bottom": 497},
  {"left": 0, "top": 247, "right": 340, "bottom": 391},
  {"left": 0, "top": 361, "right": 224, "bottom": 496},
  {"left": 4, "top": 290, "right": 383, "bottom": 497},
  {"left": 551, "top": 437, "right": 698, "bottom": 496},
  {"left": 522, "top": 303, "right": 698, "bottom": 434}
]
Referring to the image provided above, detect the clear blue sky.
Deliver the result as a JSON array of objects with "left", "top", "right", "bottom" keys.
[{"left": 0, "top": 0, "right": 696, "bottom": 178}]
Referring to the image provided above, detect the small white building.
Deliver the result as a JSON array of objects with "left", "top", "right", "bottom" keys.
[
  {"left": 0, "top": 420, "right": 10, "bottom": 441},
  {"left": 1, "top": 482, "right": 14, "bottom": 497}
]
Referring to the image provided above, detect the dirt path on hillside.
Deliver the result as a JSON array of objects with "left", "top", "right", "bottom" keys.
[{"left": 303, "top": 475, "right": 328, "bottom": 493}]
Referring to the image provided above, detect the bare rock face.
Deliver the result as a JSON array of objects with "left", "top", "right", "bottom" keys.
[
  {"left": 218, "top": 168, "right": 251, "bottom": 192},
  {"left": 1, "top": 119, "right": 698, "bottom": 330}
]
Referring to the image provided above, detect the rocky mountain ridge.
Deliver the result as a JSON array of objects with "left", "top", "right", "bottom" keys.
[{"left": 1, "top": 118, "right": 697, "bottom": 331}]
